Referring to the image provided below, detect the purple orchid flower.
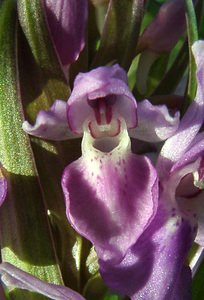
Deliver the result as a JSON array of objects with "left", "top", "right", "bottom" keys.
[
  {"left": 62, "top": 65, "right": 159, "bottom": 265},
  {"left": 19, "top": 61, "right": 182, "bottom": 298},
  {"left": 24, "top": 64, "right": 163, "bottom": 262}
]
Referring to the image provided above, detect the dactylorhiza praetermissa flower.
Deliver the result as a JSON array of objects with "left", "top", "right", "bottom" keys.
[
  {"left": 0, "top": 41, "right": 204, "bottom": 300},
  {"left": 0, "top": 66, "right": 178, "bottom": 297}
]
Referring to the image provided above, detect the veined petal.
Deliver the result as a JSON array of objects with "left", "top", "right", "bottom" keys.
[
  {"left": 22, "top": 100, "right": 78, "bottom": 140},
  {"left": 43, "top": 0, "right": 87, "bottom": 68},
  {"left": 62, "top": 121, "right": 158, "bottom": 263},
  {"left": 171, "top": 132, "right": 204, "bottom": 173},
  {"left": 157, "top": 41, "right": 204, "bottom": 175},
  {"left": 100, "top": 205, "right": 194, "bottom": 300},
  {"left": 67, "top": 65, "right": 137, "bottom": 134},
  {"left": 0, "top": 263, "right": 85, "bottom": 300},
  {"left": 129, "top": 99, "right": 180, "bottom": 142},
  {"left": 0, "top": 168, "right": 7, "bottom": 206}
]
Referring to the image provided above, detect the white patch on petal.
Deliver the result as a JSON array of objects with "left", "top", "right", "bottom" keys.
[
  {"left": 80, "top": 119, "right": 131, "bottom": 225},
  {"left": 193, "top": 171, "right": 204, "bottom": 189}
]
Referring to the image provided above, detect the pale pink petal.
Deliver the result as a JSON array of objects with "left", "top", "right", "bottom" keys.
[
  {"left": 0, "top": 263, "right": 85, "bottom": 300},
  {"left": 22, "top": 100, "right": 78, "bottom": 140},
  {"left": 130, "top": 99, "right": 180, "bottom": 142}
]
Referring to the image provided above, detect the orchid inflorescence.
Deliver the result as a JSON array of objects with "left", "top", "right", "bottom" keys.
[{"left": 0, "top": 0, "right": 204, "bottom": 300}]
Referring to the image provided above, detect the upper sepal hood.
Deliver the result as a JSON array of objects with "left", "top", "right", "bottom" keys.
[{"left": 67, "top": 64, "right": 137, "bottom": 134}]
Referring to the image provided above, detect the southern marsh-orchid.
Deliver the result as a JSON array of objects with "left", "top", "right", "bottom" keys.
[
  {"left": 1, "top": 0, "right": 204, "bottom": 299},
  {"left": 23, "top": 64, "right": 160, "bottom": 265},
  {"left": 4, "top": 39, "right": 203, "bottom": 299}
]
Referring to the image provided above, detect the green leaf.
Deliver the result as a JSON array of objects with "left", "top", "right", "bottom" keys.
[
  {"left": 92, "top": 0, "right": 145, "bottom": 71},
  {"left": 0, "top": 1, "right": 63, "bottom": 299},
  {"left": 153, "top": 41, "right": 189, "bottom": 96},
  {"left": 17, "top": 0, "right": 69, "bottom": 117},
  {"left": 17, "top": 0, "right": 67, "bottom": 82},
  {"left": 184, "top": 0, "right": 198, "bottom": 109},
  {"left": 192, "top": 258, "right": 204, "bottom": 299}
]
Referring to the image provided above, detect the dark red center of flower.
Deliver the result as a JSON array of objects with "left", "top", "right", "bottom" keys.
[
  {"left": 88, "top": 96, "right": 116, "bottom": 125},
  {"left": 87, "top": 96, "right": 120, "bottom": 138}
]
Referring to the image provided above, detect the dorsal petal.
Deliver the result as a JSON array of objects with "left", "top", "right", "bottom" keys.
[
  {"left": 23, "top": 100, "right": 79, "bottom": 140},
  {"left": 62, "top": 122, "right": 158, "bottom": 263},
  {"left": 67, "top": 65, "right": 137, "bottom": 134}
]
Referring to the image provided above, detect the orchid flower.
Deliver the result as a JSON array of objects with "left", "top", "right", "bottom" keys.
[
  {"left": 2, "top": 61, "right": 182, "bottom": 298},
  {"left": 23, "top": 64, "right": 161, "bottom": 263},
  {"left": 2, "top": 0, "right": 203, "bottom": 299},
  {"left": 2, "top": 40, "right": 203, "bottom": 297}
]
